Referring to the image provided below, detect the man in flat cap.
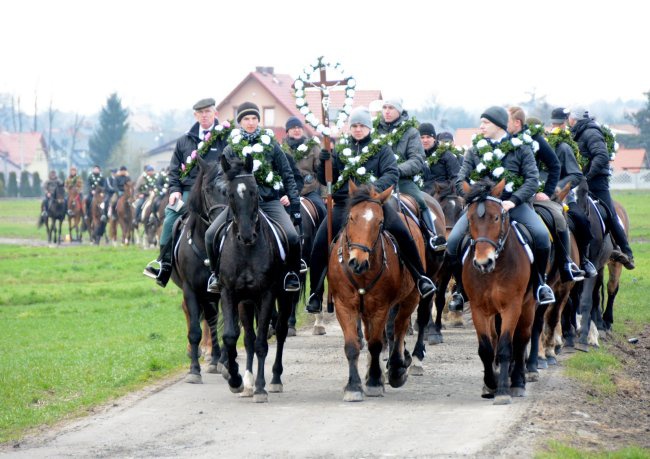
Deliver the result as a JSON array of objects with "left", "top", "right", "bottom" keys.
[{"left": 144, "top": 97, "right": 230, "bottom": 286}]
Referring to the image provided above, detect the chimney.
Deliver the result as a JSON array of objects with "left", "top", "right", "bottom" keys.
[{"left": 255, "top": 66, "right": 274, "bottom": 75}]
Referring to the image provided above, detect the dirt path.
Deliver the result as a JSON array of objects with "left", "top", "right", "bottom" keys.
[{"left": 3, "top": 311, "right": 577, "bottom": 458}]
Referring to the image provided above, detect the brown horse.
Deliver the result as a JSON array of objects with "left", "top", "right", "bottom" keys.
[
  {"left": 328, "top": 182, "right": 423, "bottom": 402},
  {"left": 89, "top": 186, "right": 106, "bottom": 244},
  {"left": 461, "top": 178, "right": 536, "bottom": 405},
  {"left": 67, "top": 187, "right": 85, "bottom": 242},
  {"left": 142, "top": 191, "right": 168, "bottom": 248},
  {"left": 110, "top": 182, "right": 134, "bottom": 245},
  {"left": 602, "top": 200, "right": 630, "bottom": 335},
  {"left": 45, "top": 183, "right": 67, "bottom": 244}
]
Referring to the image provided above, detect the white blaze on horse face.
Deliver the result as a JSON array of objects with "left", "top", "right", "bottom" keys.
[
  {"left": 236, "top": 183, "right": 247, "bottom": 200},
  {"left": 362, "top": 208, "right": 374, "bottom": 222}
]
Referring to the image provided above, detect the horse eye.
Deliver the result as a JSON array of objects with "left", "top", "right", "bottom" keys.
[{"left": 494, "top": 214, "right": 499, "bottom": 222}]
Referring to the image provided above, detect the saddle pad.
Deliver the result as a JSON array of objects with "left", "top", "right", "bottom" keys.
[
  {"left": 588, "top": 196, "right": 607, "bottom": 235},
  {"left": 260, "top": 212, "right": 287, "bottom": 261},
  {"left": 511, "top": 222, "right": 535, "bottom": 264},
  {"left": 300, "top": 196, "right": 318, "bottom": 228}
]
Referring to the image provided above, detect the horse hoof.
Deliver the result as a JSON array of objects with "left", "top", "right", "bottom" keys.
[
  {"left": 526, "top": 371, "right": 539, "bottom": 383},
  {"left": 221, "top": 367, "right": 230, "bottom": 380},
  {"left": 510, "top": 387, "right": 526, "bottom": 397},
  {"left": 268, "top": 383, "right": 283, "bottom": 393},
  {"left": 239, "top": 387, "right": 254, "bottom": 397},
  {"left": 253, "top": 391, "right": 268, "bottom": 403},
  {"left": 229, "top": 383, "right": 244, "bottom": 394},
  {"left": 537, "top": 359, "right": 548, "bottom": 370},
  {"left": 547, "top": 356, "right": 558, "bottom": 366},
  {"left": 494, "top": 395, "right": 512, "bottom": 405},
  {"left": 206, "top": 364, "right": 219, "bottom": 374},
  {"left": 287, "top": 327, "right": 296, "bottom": 337},
  {"left": 389, "top": 372, "right": 408, "bottom": 389},
  {"left": 343, "top": 391, "right": 364, "bottom": 402},
  {"left": 598, "top": 329, "right": 607, "bottom": 340},
  {"left": 364, "top": 385, "right": 384, "bottom": 397},
  {"left": 312, "top": 325, "right": 326, "bottom": 335},
  {"left": 409, "top": 360, "right": 424, "bottom": 376},
  {"left": 427, "top": 332, "right": 443, "bottom": 345},
  {"left": 184, "top": 373, "right": 202, "bottom": 384},
  {"left": 575, "top": 342, "right": 590, "bottom": 353},
  {"left": 481, "top": 385, "right": 495, "bottom": 399},
  {"left": 216, "top": 362, "right": 225, "bottom": 374}
]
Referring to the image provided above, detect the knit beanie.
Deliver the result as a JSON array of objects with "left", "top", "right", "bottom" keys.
[
  {"left": 236, "top": 102, "right": 260, "bottom": 123},
  {"left": 437, "top": 131, "right": 454, "bottom": 142},
  {"left": 480, "top": 106, "right": 509, "bottom": 131},
  {"left": 569, "top": 106, "right": 589, "bottom": 120},
  {"left": 382, "top": 98, "right": 404, "bottom": 114},
  {"left": 418, "top": 122, "right": 436, "bottom": 137},
  {"left": 550, "top": 107, "right": 569, "bottom": 123},
  {"left": 349, "top": 107, "right": 372, "bottom": 129},
  {"left": 285, "top": 116, "right": 304, "bottom": 131}
]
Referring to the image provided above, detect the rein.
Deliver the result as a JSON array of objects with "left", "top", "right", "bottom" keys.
[{"left": 469, "top": 195, "right": 511, "bottom": 258}]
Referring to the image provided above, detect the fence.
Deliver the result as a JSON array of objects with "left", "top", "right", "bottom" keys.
[{"left": 610, "top": 169, "right": 650, "bottom": 190}]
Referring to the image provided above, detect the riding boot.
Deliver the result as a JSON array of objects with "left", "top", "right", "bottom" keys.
[
  {"left": 206, "top": 223, "right": 222, "bottom": 294},
  {"left": 421, "top": 210, "right": 446, "bottom": 251},
  {"left": 284, "top": 243, "right": 301, "bottom": 292},
  {"left": 558, "top": 228, "right": 584, "bottom": 283},
  {"left": 306, "top": 269, "right": 327, "bottom": 314},
  {"left": 535, "top": 247, "right": 555, "bottom": 305},
  {"left": 143, "top": 239, "right": 173, "bottom": 287},
  {"left": 448, "top": 258, "right": 465, "bottom": 312},
  {"left": 403, "top": 258, "right": 436, "bottom": 299}
]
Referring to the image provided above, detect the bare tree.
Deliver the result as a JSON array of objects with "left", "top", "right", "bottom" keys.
[
  {"left": 48, "top": 100, "right": 56, "bottom": 156},
  {"left": 33, "top": 93, "right": 38, "bottom": 132},
  {"left": 70, "top": 113, "right": 84, "bottom": 165}
]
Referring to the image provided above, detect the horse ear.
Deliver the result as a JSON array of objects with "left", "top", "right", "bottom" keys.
[
  {"left": 220, "top": 154, "right": 231, "bottom": 174},
  {"left": 196, "top": 154, "right": 207, "bottom": 171},
  {"left": 377, "top": 185, "right": 394, "bottom": 204},
  {"left": 492, "top": 179, "right": 505, "bottom": 197},
  {"left": 349, "top": 180, "right": 357, "bottom": 194},
  {"left": 244, "top": 153, "right": 254, "bottom": 173},
  {"left": 461, "top": 181, "right": 471, "bottom": 196},
  {"left": 555, "top": 182, "right": 572, "bottom": 203}
]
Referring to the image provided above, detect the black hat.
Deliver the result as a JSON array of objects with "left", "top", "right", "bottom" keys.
[
  {"left": 550, "top": 107, "right": 569, "bottom": 123},
  {"left": 193, "top": 98, "right": 216, "bottom": 111},
  {"left": 480, "top": 106, "right": 509, "bottom": 131},
  {"left": 437, "top": 131, "right": 454, "bottom": 142},
  {"left": 110, "top": 168, "right": 117, "bottom": 173},
  {"left": 119, "top": 165, "right": 128, "bottom": 171},
  {"left": 418, "top": 122, "right": 436, "bottom": 138},
  {"left": 236, "top": 102, "right": 260, "bottom": 123},
  {"left": 285, "top": 116, "right": 304, "bottom": 131}
]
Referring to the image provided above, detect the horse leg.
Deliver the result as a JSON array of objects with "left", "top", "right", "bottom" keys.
[
  {"left": 287, "top": 290, "right": 297, "bottom": 337},
  {"left": 544, "top": 287, "right": 570, "bottom": 364},
  {"left": 335, "top": 304, "right": 364, "bottom": 402},
  {"left": 204, "top": 300, "right": 222, "bottom": 374},
  {"left": 385, "top": 305, "right": 397, "bottom": 359},
  {"left": 603, "top": 261, "right": 621, "bottom": 332},
  {"left": 220, "top": 291, "right": 243, "bottom": 392},
  {"left": 363, "top": 309, "right": 387, "bottom": 396},
  {"left": 430, "top": 268, "right": 451, "bottom": 345},
  {"left": 239, "top": 299, "right": 257, "bottom": 398},
  {"left": 511, "top": 298, "right": 535, "bottom": 398},
  {"left": 388, "top": 295, "right": 418, "bottom": 388},
  {"left": 494, "top": 310, "right": 519, "bottom": 405},
  {"left": 270, "top": 291, "right": 292, "bottom": 393},
  {"left": 526, "top": 303, "right": 548, "bottom": 380},
  {"left": 251, "top": 294, "right": 275, "bottom": 403},
  {"left": 410, "top": 295, "right": 432, "bottom": 375},
  {"left": 182, "top": 288, "right": 203, "bottom": 384},
  {"left": 575, "top": 276, "right": 597, "bottom": 352},
  {"left": 472, "top": 311, "right": 497, "bottom": 399}
]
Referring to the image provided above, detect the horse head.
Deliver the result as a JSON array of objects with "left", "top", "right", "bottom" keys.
[
  {"left": 433, "top": 180, "right": 465, "bottom": 234},
  {"left": 462, "top": 178, "right": 509, "bottom": 274},
  {"left": 189, "top": 155, "right": 227, "bottom": 224},
  {"left": 221, "top": 154, "right": 259, "bottom": 245},
  {"left": 345, "top": 181, "right": 393, "bottom": 275},
  {"left": 550, "top": 182, "right": 572, "bottom": 206}
]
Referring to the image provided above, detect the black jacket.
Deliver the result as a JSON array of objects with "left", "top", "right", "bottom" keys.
[
  {"left": 571, "top": 119, "right": 610, "bottom": 190},
  {"left": 317, "top": 134, "right": 398, "bottom": 204},
  {"left": 422, "top": 146, "right": 460, "bottom": 194},
  {"left": 87, "top": 173, "right": 106, "bottom": 191},
  {"left": 555, "top": 141, "right": 584, "bottom": 190},
  {"left": 376, "top": 112, "right": 425, "bottom": 179},
  {"left": 529, "top": 128, "right": 560, "bottom": 196},
  {"left": 168, "top": 121, "right": 227, "bottom": 195}
]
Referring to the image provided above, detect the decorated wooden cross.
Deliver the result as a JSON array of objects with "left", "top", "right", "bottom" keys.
[{"left": 293, "top": 57, "right": 356, "bottom": 312}]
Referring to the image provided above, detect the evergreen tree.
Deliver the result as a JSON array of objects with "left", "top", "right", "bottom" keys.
[
  {"left": 0, "top": 172, "right": 5, "bottom": 197},
  {"left": 58, "top": 170, "right": 65, "bottom": 183},
  {"left": 621, "top": 90, "right": 650, "bottom": 152},
  {"left": 81, "top": 169, "right": 89, "bottom": 192},
  {"left": 32, "top": 171, "right": 42, "bottom": 197},
  {"left": 88, "top": 93, "right": 129, "bottom": 168},
  {"left": 8, "top": 172, "right": 18, "bottom": 197},
  {"left": 19, "top": 171, "right": 31, "bottom": 197}
]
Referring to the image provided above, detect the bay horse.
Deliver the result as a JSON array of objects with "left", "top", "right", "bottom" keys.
[
  {"left": 461, "top": 178, "right": 536, "bottom": 405},
  {"left": 602, "top": 200, "right": 630, "bottom": 334},
  {"left": 67, "top": 187, "right": 84, "bottom": 242},
  {"left": 218, "top": 154, "right": 293, "bottom": 402},
  {"left": 45, "top": 183, "right": 66, "bottom": 244},
  {"left": 143, "top": 191, "right": 168, "bottom": 248},
  {"left": 329, "top": 182, "right": 423, "bottom": 402},
  {"left": 170, "top": 154, "right": 227, "bottom": 383},
  {"left": 110, "top": 181, "right": 134, "bottom": 245},
  {"left": 89, "top": 186, "right": 107, "bottom": 244}
]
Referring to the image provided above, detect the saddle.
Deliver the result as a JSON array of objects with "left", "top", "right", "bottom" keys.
[
  {"left": 460, "top": 219, "right": 535, "bottom": 266},
  {"left": 393, "top": 193, "right": 445, "bottom": 251},
  {"left": 300, "top": 196, "right": 321, "bottom": 228}
]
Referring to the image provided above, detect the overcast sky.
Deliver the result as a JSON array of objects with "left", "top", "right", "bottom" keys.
[{"left": 3, "top": 0, "right": 648, "bottom": 117}]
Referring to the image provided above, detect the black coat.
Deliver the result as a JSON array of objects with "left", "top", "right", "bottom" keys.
[
  {"left": 529, "top": 128, "right": 560, "bottom": 196},
  {"left": 571, "top": 119, "right": 610, "bottom": 190},
  {"left": 422, "top": 147, "right": 460, "bottom": 193}
]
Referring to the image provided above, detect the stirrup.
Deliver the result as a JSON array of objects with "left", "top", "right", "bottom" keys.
[
  {"left": 206, "top": 273, "right": 220, "bottom": 293},
  {"left": 142, "top": 259, "right": 161, "bottom": 279},
  {"left": 581, "top": 259, "right": 597, "bottom": 278},
  {"left": 306, "top": 293, "right": 322, "bottom": 314},
  {"left": 299, "top": 259, "right": 308, "bottom": 274},
  {"left": 536, "top": 284, "right": 556, "bottom": 305},
  {"left": 564, "top": 261, "right": 585, "bottom": 282},
  {"left": 429, "top": 235, "right": 447, "bottom": 252},
  {"left": 417, "top": 276, "right": 436, "bottom": 298},
  {"left": 284, "top": 272, "right": 300, "bottom": 292}
]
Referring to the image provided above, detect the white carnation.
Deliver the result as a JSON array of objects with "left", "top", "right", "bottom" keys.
[
  {"left": 297, "top": 144, "right": 308, "bottom": 152},
  {"left": 232, "top": 135, "right": 241, "bottom": 145},
  {"left": 252, "top": 143, "right": 263, "bottom": 153},
  {"left": 476, "top": 139, "right": 488, "bottom": 148},
  {"left": 186, "top": 156, "right": 192, "bottom": 164},
  {"left": 261, "top": 135, "right": 271, "bottom": 145},
  {"left": 492, "top": 166, "right": 505, "bottom": 178},
  {"left": 494, "top": 148, "right": 505, "bottom": 160},
  {"left": 316, "top": 124, "right": 324, "bottom": 133},
  {"left": 265, "top": 129, "right": 274, "bottom": 137},
  {"left": 373, "top": 139, "right": 380, "bottom": 145},
  {"left": 231, "top": 129, "right": 241, "bottom": 137},
  {"left": 295, "top": 89, "right": 304, "bottom": 98},
  {"left": 532, "top": 141, "right": 539, "bottom": 152},
  {"left": 197, "top": 141, "right": 205, "bottom": 150},
  {"left": 348, "top": 78, "right": 356, "bottom": 88},
  {"left": 215, "top": 125, "right": 224, "bottom": 132},
  {"left": 349, "top": 156, "right": 359, "bottom": 165},
  {"left": 522, "top": 133, "right": 533, "bottom": 144},
  {"left": 273, "top": 182, "right": 282, "bottom": 190},
  {"left": 483, "top": 152, "right": 494, "bottom": 162},
  {"left": 252, "top": 159, "right": 262, "bottom": 172},
  {"left": 610, "top": 153, "right": 616, "bottom": 160},
  {"left": 313, "top": 136, "right": 320, "bottom": 144},
  {"left": 242, "top": 146, "right": 253, "bottom": 155},
  {"left": 505, "top": 182, "right": 514, "bottom": 192},
  {"left": 614, "top": 141, "right": 619, "bottom": 152},
  {"left": 356, "top": 166, "right": 366, "bottom": 175},
  {"left": 342, "top": 148, "right": 352, "bottom": 157},
  {"left": 294, "top": 80, "right": 304, "bottom": 90},
  {"left": 300, "top": 106, "right": 309, "bottom": 115},
  {"left": 322, "top": 127, "right": 331, "bottom": 136},
  {"left": 296, "top": 98, "right": 305, "bottom": 107},
  {"left": 476, "top": 162, "right": 486, "bottom": 172},
  {"left": 266, "top": 172, "right": 274, "bottom": 183},
  {"left": 369, "top": 175, "right": 377, "bottom": 182},
  {"left": 511, "top": 137, "right": 522, "bottom": 147},
  {"left": 362, "top": 146, "right": 369, "bottom": 153}
]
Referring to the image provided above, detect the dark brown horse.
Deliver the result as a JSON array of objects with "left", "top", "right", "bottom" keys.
[
  {"left": 67, "top": 187, "right": 85, "bottom": 242},
  {"left": 89, "top": 186, "right": 106, "bottom": 244},
  {"left": 602, "top": 200, "right": 630, "bottom": 335},
  {"left": 45, "top": 183, "right": 66, "bottom": 244},
  {"left": 142, "top": 191, "right": 168, "bottom": 248},
  {"left": 462, "top": 178, "right": 536, "bottom": 405},
  {"left": 110, "top": 181, "right": 134, "bottom": 245},
  {"left": 329, "top": 182, "right": 423, "bottom": 401}
]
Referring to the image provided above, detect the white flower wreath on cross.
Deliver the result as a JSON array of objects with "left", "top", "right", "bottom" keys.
[{"left": 293, "top": 57, "right": 356, "bottom": 136}]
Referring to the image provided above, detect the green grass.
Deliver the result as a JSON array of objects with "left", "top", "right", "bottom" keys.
[
  {"left": 613, "top": 191, "right": 650, "bottom": 242},
  {"left": 0, "top": 198, "right": 49, "bottom": 239},
  {"left": 0, "top": 245, "right": 187, "bottom": 443},
  {"left": 538, "top": 442, "right": 650, "bottom": 459},
  {"left": 563, "top": 350, "right": 621, "bottom": 396}
]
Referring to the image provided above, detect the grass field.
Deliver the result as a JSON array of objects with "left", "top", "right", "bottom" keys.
[{"left": 0, "top": 193, "right": 647, "bottom": 446}]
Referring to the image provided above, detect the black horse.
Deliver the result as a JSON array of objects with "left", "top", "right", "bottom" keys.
[
  {"left": 170, "top": 155, "right": 227, "bottom": 383},
  {"left": 218, "top": 154, "right": 292, "bottom": 402},
  {"left": 45, "top": 183, "right": 67, "bottom": 244}
]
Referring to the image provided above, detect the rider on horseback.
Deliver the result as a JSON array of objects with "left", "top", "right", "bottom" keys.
[
  {"left": 40, "top": 170, "right": 63, "bottom": 224},
  {"left": 419, "top": 124, "right": 461, "bottom": 196},
  {"left": 446, "top": 106, "right": 556, "bottom": 310},
  {"left": 568, "top": 107, "right": 635, "bottom": 270},
  {"left": 64, "top": 166, "right": 83, "bottom": 217},
  {"left": 85, "top": 165, "right": 106, "bottom": 222},
  {"left": 204, "top": 102, "right": 303, "bottom": 294},
  {"left": 376, "top": 98, "right": 444, "bottom": 250},
  {"left": 305, "top": 107, "right": 436, "bottom": 314},
  {"left": 109, "top": 166, "right": 131, "bottom": 219},
  {"left": 133, "top": 165, "right": 157, "bottom": 226}
]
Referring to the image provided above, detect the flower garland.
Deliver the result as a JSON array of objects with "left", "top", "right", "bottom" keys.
[
  {"left": 427, "top": 142, "right": 465, "bottom": 166},
  {"left": 469, "top": 134, "right": 529, "bottom": 193},
  {"left": 180, "top": 120, "right": 234, "bottom": 178},
  {"left": 228, "top": 128, "right": 284, "bottom": 190},
  {"left": 547, "top": 126, "right": 583, "bottom": 167},
  {"left": 333, "top": 136, "right": 379, "bottom": 191},
  {"left": 600, "top": 124, "right": 619, "bottom": 161},
  {"left": 372, "top": 116, "right": 422, "bottom": 186},
  {"left": 293, "top": 56, "right": 355, "bottom": 136},
  {"left": 283, "top": 136, "right": 320, "bottom": 162}
]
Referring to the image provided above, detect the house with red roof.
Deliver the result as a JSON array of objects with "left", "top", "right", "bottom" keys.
[
  {"left": 0, "top": 132, "right": 49, "bottom": 178},
  {"left": 216, "top": 67, "right": 381, "bottom": 141}
]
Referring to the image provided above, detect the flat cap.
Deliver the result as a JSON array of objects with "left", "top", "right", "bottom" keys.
[{"left": 193, "top": 98, "right": 216, "bottom": 111}]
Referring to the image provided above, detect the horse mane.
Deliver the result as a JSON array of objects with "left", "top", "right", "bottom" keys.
[
  {"left": 465, "top": 178, "right": 497, "bottom": 204},
  {"left": 188, "top": 160, "right": 222, "bottom": 215},
  {"left": 346, "top": 184, "right": 378, "bottom": 213},
  {"left": 223, "top": 156, "right": 247, "bottom": 182}
]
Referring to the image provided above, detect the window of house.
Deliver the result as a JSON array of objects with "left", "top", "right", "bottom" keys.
[{"left": 263, "top": 107, "right": 275, "bottom": 126}]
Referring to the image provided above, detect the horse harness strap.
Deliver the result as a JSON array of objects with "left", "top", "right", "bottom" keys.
[{"left": 469, "top": 195, "right": 510, "bottom": 259}]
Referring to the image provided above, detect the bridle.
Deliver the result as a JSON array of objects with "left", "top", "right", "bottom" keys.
[{"left": 468, "top": 195, "right": 510, "bottom": 259}]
